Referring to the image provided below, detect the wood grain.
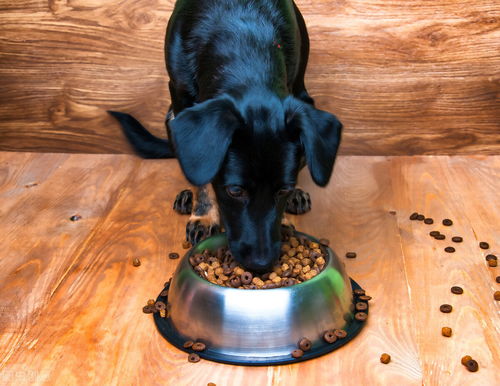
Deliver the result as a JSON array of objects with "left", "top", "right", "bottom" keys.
[
  {"left": 0, "top": 1, "right": 499, "bottom": 155},
  {"left": 0, "top": 152, "right": 498, "bottom": 385}
]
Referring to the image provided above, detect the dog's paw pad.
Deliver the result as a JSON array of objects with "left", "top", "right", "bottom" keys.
[
  {"left": 286, "top": 189, "right": 311, "bottom": 215},
  {"left": 173, "top": 189, "right": 193, "bottom": 214},
  {"left": 186, "top": 220, "right": 220, "bottom": 245}
]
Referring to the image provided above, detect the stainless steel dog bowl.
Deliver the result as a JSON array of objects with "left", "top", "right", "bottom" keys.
[{"left": 154, "top": 232, "right": 368, "bottom": 365}]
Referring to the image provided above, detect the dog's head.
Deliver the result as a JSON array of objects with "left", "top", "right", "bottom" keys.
[{"left": 170, "top": 93, "right": 342, "bottom": 272}]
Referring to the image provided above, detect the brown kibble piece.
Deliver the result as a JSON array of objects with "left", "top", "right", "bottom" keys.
[
  {"left": 323, "top": 330, "right": 337, "bottom": 344},
  {"left": 207, "top": 383, "right": 216, "bottom": 386},
  {"left": 183, "top": 340, "right": 194, "bottom": 348},
  {"left": 416, "top": 214, "right": 425, "bottom": 221},
  {"left": 147, "top": 299, "right": 155, "bottom": 306},
  {"left": 354, "top": 312, "right": 368, "bottom": 321},
  {"left": 355, "top": 302, "right": 368, "bottom": 311},
  {"left": 442, "top": 219, "right": 453, "bottom": 226},
  {"left": 488, "top": 260, "right": 497, "bottom": 267},
  {"left": 486, "top": 254, "right": 497, "bottom": 261},
  {"left": 319, "top": 238, "right": 330, "bottom": 246},
  {"left": 409, "top": 212, "right": 419, "bottom": 220},
  {"left": 440, "top": 304, "right": 452, "bottom": 313},
  {"left": 359, "top": 295, "right": 372, "bottom": 301},
  {"left": 192, "top": 342, "right": 206, "bottom": 352},
  {"left": 444, "top": 246, "right": 455, "bottom": 253},
  {"left": 465, "top": 359, "right": 479, "bottom": 372},
  {"left": 461, "top": 355, "right": 472, "bottom": 366},
  {"left": 380, "top": 353, "right": 391, "bottom": 364},
  {"left": 345, "top": 252, "right": 357, "bottom": 258},
  {"left": 441, "top": 327, "right": 452, "bottom": 337},
  {"left": 182, "top": 240, "right": 191, "bottom": 249},
  {"left": 132, "top": 258, "right": 141, "bottom": 267},
  {"left": 479, "top": 242, "right": 489, "bottom": 249},
  {"left": 142, "top": 305, "right": 154, "bottom": 314},
  {"left": 291, "top": 349, "right": 304, "bottom": 358},
  {"left": 494, "top": 291, "right": 500, "bottom": 301},
  {"left": 169, "top": 252, "right": 180, "bottom": 259},
  {"left": 451, "top": 236, "right": 463, "bottom": 243},
  {"left": 496, "top": 276, "right": 500, "bottom": 283},
  {"left": 435, "top": 234, "right": 446, "bottom": 240},
  {"left": 241, "top": 271, "right": 253, "bottom": 285},
  {"left": 451, "top": 286, "right": 463, "bottom": 294},
  {"left": 298, "top": 337, "right": 312, "bottom": 351},
  {"left": 334, "top": 329, "right": 347, "bottom": 339},
  {"left": 188, "top": 353, "right": 200, "bottom": 363},
  {"left": 154, "top": 301, "right": 166, "bottom": 311},
  {"left": 429, "top": 231, "right": 440, "bottom": 237},
  {"left": 353, "top": 288, "right": 366, "bottom": 296},
  {"left": 424, "top": 218, "right": 434, "bottom": 224}
]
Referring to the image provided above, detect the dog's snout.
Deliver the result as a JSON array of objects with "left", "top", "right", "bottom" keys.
[{"left": 230, "top": 240, "right": 281, "bottom": 273}]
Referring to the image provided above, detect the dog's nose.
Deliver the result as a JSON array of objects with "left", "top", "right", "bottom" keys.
[{"left": 242, "top": 259, "right": 274, "bottom": 273}]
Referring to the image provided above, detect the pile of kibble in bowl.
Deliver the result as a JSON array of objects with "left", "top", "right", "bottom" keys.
[{"left": 189, "top": 233, "right": 329, "bottom": 289}]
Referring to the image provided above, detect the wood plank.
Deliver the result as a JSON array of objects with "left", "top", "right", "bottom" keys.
[
  {"left": 0, "top": 0, "right": 499, "bottom": 155},
  {"left": 391, "top": 156, "right": 500, "bottom": 384}
]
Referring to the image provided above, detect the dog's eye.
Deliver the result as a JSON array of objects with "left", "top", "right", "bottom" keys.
[
  {"left": 225, "top": 185, "right": 247, "bottom": 198},
  {"left": 277, "top": 186, "right": 294, "bottom": 197}
]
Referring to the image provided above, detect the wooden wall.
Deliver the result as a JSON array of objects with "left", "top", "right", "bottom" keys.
[{"left": 0, "top": 0, "right": 499, "bottom": 155}]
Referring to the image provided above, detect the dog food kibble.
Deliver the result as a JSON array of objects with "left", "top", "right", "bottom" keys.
[
  {"left": 451, "top": 286, "right": 463, "bottom": 294},
  {"left": 298, "top": 338, "right": 312, "bottom": 351},
  {"left": 442, "top": 219, "right": 453, "bottom": 226},
  {"left": 69, "top": 215, "right": 82, "bottom": 221},
  {"left": 291, "top": 349, "right": 304, "bottom": 358},
  {"left": 494, "top": 291, "right": 500, "bottom": 301},
  {"left": 409, "top": 212, "right": 419, "bottom": 220},
  {"left": 424, "top": 218, "right": 434, "bottom": 224},
  {"left": 451, "top": 236, "right": 463, "bottom": 243},
  {"left": 441, "top": 327, "right": 452, "bottom": 337},
  {"left": 132, "top": 258, "right": 141, "bottom": 267},
  {"left": 159, "top": 308, "right": 166, "bottom": 318},
  {"left": 479, "top": 242, "right": 489, "bottom": 249},
  {"left": 188, "top": 353, "right": 200, "bottom": 363},
  {"left": 154, "top": 301, "right": 166, "bottom": 311},
  {"left": 192, "top": 342, "right": 206, "bottom": 352},
  {"left": 142, "top": 305, "right": 154, "bottom": 314},
  {"left": 461, "top": 355, "right": 472, "bottom": 366},
  {"left": 189, "top": 235, "right": 328, "bottom": 289},
  {"left": 486, "top": 254, "right": 497, "bottom": 261},
  {"left": 380, "top": 353, "right": 391, "bottom": 364},
  {"left": 440, "top": 304, "right": 453, "bottom": 313},
  {"left": 345, "top": 252, "right": 357, "bottom": 259},
  {"left": 416, "top": 214, "right": 425, "bottom": 221},
  {"left": 430, "top": 231, "right": 440, "bottom": 237},
  {"left": 465, "top": 359, "right": 479, "bottom": 372},
  {"left": 444, "top": 246, "right": 455, "bottom": 253},
  {"left": 147, "top": 299, "right": 155, "bottom": 306},
  {"left": 496, "top": 276, "right": 500, "bottom": 283},
  {"left": 353, "top": 288, "right": 366, "bottom": 296},
  {"left": 183, "top": 340, "right": 194, "bottom": 348},
  {"left": 169, "top": 252, "right": 180, "bottom": 259},
  {"left": 182, "top": 240, "right": 191, "bottom": 249},
  {"left": 332, "top": 329, "right": 346, "bottom": 339},
  {"left": 323, "top": 330, "right": 337, "bottom": 344},
  {"left": 359, "top": 295, "right": 372, "bottom": 302},
  {"left": 354, "top": 312, "right": 368, "bottom": 321},
  {"left": 319, "top": 238, "right": 330, "bottom": 246},
  {"left": 488, "top": 260, "right": 498, "bottom": 267},
  {"left": 355, "top": 302, "right": 368, "bottom": 311},
  {"left": 435, "top": 234, "right": 446, "bottom": 240}
]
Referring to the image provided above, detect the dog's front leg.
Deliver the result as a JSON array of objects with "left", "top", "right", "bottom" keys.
[{"left": 185, "top": 185, "right": 221, "bottom": 245}]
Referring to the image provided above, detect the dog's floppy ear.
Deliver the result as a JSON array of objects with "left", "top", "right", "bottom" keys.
[
  {"left": 169, "top": 95, "right": 242, "bottom": 186},
  {"left": 284, "top": 97, "right": 342, "bottom": 187}
]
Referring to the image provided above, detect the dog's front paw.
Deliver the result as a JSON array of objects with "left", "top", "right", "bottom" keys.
[
  {"left": 173, "top": 189, "right": 193, "bottom": 214},
  {"left": 186, "top": 219, "right": 221, "bottom": 246},
  {"left": 286, "top": 188, "right": 311, "bottom": 215}
]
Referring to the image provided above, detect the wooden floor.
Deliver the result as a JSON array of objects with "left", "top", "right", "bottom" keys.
[{"left": 0, "top": 152, "right": 498, "bottom": 385}]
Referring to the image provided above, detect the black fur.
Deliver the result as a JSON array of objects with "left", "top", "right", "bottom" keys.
[{"left": 110, "top": 0, "right": 342, "bottom": 272}]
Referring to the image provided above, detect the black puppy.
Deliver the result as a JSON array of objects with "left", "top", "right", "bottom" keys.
[{"left": 109, "top": 0, "right": 342, "bottom": 272}]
